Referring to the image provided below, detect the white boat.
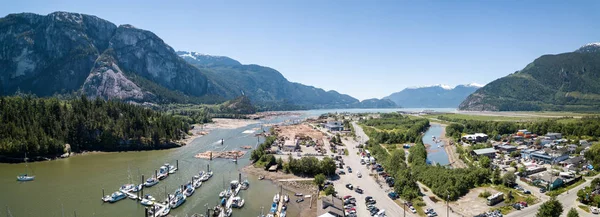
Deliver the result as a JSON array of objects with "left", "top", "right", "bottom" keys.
[
  {"left": 140, "top": 198, "right": 154, "bottom": 206},
  {"left": 224, "top": 207, "right": 232, "bottom": 217},
  {"left": 160, "top": 206, "right": 171, "bottom": 216},
  {"left": 17, "top": 154, "right": 35, "bottom": 181},
  {"left": 158, "top": 166, "right": 169, "bottom": 180},
  {"left": 193, "top": 179, "right": 202, "bottom": 188},
  {"left": 120, "top": 184, "right": 136, "bottom": 192},
  {"left": 165, "top": 163, "right": 177, "bottom": 174},
  {"left": 128, "top": 194, "right": 138, "bottom": 200},
  {"left": 240, "top": 179, "right": 250, "bottom": 190},
  {"left": 145, "top": 177, "right": 159, "bottom": 187},
  {"left": 219, "top": 190, "right": 227, "bottom": 198},
  {"left": 283, "top": 194, "right": 289, "bottom": 203},
  {"left": 131, "top": 184, "right": 143, "bottom": 192},
  {"left": 184, "top": 184, "right": 195, "bottom": 197},
  {"left": 273, "top": 193, "right": 280, "bottom": 203},
  {"left": 169, "top": 192, "right": 186, "bottom": 209},
  {"left": 103, "top": 191, "right": 126, "bottom": 203},
  {"left": 231, "top": 196, "right": 245, "bottom": 208}
]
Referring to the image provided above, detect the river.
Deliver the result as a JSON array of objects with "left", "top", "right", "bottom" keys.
[
  {"left": 422, "top": 123, "right": 450, "bottom": 166},
  {"left": 0, "top": 108, "right": 453, "bottom": 217}
]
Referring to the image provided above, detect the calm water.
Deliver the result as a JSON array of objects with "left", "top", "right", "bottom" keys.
[
  {"left": 0, "top": 108, "right": 454, "bottom": 217},
  {"left": 423, "top": 124, "right": 450, "bottom": 166}
]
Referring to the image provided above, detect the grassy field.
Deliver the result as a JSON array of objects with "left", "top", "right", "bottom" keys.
[{"left": 423, "top": 113, "right": 557, "bottom": 122}]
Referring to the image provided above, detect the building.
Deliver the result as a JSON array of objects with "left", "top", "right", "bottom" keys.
[
  {"left": 545, "top": 133, "right": 562, "bottom": 140},
  {"left": 462, "top": 133, "right": 489, "bottom": 143},
  {"left": 561, "top": 156, "right": 586, "bottom": 168},
  {"left": 530, "top": 148, "right": 569, "bottom": 164},
  {"left": 282, "top": 140, "right": 299, "bottom": 152},
  {"left": 471, "top": 147, "right": 497, "bottom": 159},
  {"left": 520, "top": 149, "right": 537, "bottom": 160},
  {"left": 496, "top": 145, "right": 517, "bottom": 153},
  {"left": 318, "top": 196, "right": 345, "bottom": 217},
  {"left": 324, "top": 121, "right": 344, "bottom": 131}
]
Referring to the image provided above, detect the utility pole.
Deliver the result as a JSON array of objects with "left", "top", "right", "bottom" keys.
[
  {"left": 447, "top": 194, "right": 450, "bottom": 217},
  {"left": 403, "top": 202, "right": 406, "bottom": 217}
]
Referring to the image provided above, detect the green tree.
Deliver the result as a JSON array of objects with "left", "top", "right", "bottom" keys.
[
  {"left": 319, "top": 157, "right": 337, "bottom": 176},
  {"left": 324, "top": 185, "right": 335, "bottom": 196},
  {"left": 536, "top": 196, "right": 563, "bottom": 217},
  {"left": 510, "top": 161, "right": 517, "bottom": 168},
  {"left": 314, "top": 173, "right": 326, "bottom": 188},
  {"left": 502, "top": 172, "right": 517, "bottom": 187},
  {"left": 567, "top": 208, "right": 579, "bottom": 217},
  {"left": 518, "top": 166, "right": 526, "bottom": 175},
  {"left": 277, "top": 157, "right": 284, "bottom": 170},
  {"left": 479, "top": 156, "right": 491, "bottom": 169},
  {"left": 491, "top": 168, "right": 501, "bottom": 185}
]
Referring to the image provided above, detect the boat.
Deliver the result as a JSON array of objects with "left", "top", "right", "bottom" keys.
[
  {"left": 199, "top": 171, "right": 213, "bottom": 181},
  {"left": 280, "top": 211, "right": 286, "bottom": 217},
  {"left": 232, "top": 159, "right": 237, "bottom": 163},
  {"left": 158, "top": 166, "right": 169, "bottom": 180},
  {"left": 120, "top": 184, "right": 136, "bottom": 192},
  {"left": 270, "top": 202, "right": 278, "bottom": 213},
  {"left": 103, "top": 191, "right": 126, "bottom": 203},
  {"left": 240, "top": 179, "right": 250, "bottom": 190},
  {"left": 128, "top": 194, "right": 138, "bottom": 200},
  {"left": 282, "top": 204, "right": 287, "bottom": 211},
  {"left": 131, "top": 184, "right": 143, "bottom": 192},
  {"left": 219, "top": 190, "right": 227, "bottom": 198},
  {"left": 273, "top": 193, "right": 280, "bottom": 203},
  {"left": 160, "top": 206, "right": 171, "bottom": 217},
  {"left": 145, "top": 177, "right": 159, "bottom": 187},
  {"left": 140, "top": 194, "right": 155, "bottom": 206},
  {"left": 266, "top": 214, "right": 274, "bottom": 217},
  {"left": 283, "top": 194, "right": 289, "bottom": 203},
  {"left": 165, "top": 163, "right": 177, "bottom": 174},
  {"left": 16, "top": 154, "right": 35, "bottom": 181},
  {"left": 224, "top": 207, "right": 232, "bottom": 217},
  {"left": 230, "top": 180, "right": 242, "bottom": 196},
  {"left": 231, "top": 196, "right": 245, "bottom": 208},
  {"left": 258, "top": 175, "right": 265, "bottom": 180},
  {"left": 193, "top": 179, "right": 202, "bottom": 188},
  {"left": 184, "top": 184, "right": 195, "bottom": 197},
  {"left": 221, "top": 198, "right": 227, "bottom": 206},
  {"left": 294, "top": 193, "right": 303, "bottom": 197},
  {"left": 169, "top": 192, "right": 186, "bottom": 209}
]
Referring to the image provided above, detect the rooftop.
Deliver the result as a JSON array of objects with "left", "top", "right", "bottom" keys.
[{"left": 473, "top": 148, "right": 496, "bottom": 155}]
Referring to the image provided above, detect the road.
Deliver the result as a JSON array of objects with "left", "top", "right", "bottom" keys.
[
  {"left": 330, "top": 122, "right": 415, "bottom": 217},
  {"left": 507, "top": 174, "right": 600, "bottom": 217}
]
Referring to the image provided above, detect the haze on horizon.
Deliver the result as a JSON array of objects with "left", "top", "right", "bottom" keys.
[{"left": 2, "top": 0, "right": 599, "bottom": 100}]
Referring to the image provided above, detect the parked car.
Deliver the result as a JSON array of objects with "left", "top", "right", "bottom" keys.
[
  {"left": 348, "top": 168, "right": 352, "bottom": 173},
  {"left": 346, "top": 183, "right": 354, "bottom": 190},
  {"left": 296, "top": 198, "right": 304, "bottom": 203},
  {"left": 355, "top": 187, "right": 363, "bottom": 194},
  {"left": 523, "top": 190, "right": 531, "bottom": 194},
  {"left": 409, "top": 206, "right": 417, "bottom": 213},
  {"left": 365, "top": 196, "right": 373, "bottom": 202},
  {"left": 357, "top": 172, "right": 362, "bottom": 178},
  {"left": 540, "top": 187, "right": 546, "bottom": 193},
  {"left": 388, "top": 192, "right": 398, "bottom": 199}
]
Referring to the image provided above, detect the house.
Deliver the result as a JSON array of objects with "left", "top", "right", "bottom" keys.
[
  {"left": 471, "top": 148, "right": 497, "bottom": 159},
  {"left": 462, "top": 133, "right": 489, "bottom": 143},
  {"left": 282, "top": 140, "right": 299, "bottom": 152},
  {"left": 545, "top": 133, "right": 562, "bottom": 140},
  {"left": 561, "top": 156, "right": 586, "bottom": 168},
  {"left": 318, "top": 196, "right": 345, "bottom": 217},
  {"left": 580, "top": 140, "right": 590, "bottom": 146},
  {"left": 496, "top": 145, "right": 517, "bottom": 153},
  {"left": 566, "top": 144, "right": 578, "bottom": 154},
  {"left": 520, "top": 149, "right": 537, "bottom": 160},
  {"left": 530, "top": 148, "right": 569, "bottom": 164},
  {"left": 324, "top": 121, "right": 344, "bottom": 131}
]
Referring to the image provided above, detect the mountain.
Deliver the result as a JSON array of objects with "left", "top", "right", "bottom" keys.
[
  {"left": 0, "top": 11, "right": 392, "bottom": 109},
  {"left": 459, "top": 43, "right": 600, "bottom": 111},
  {"left": 383, "top": 84, "right": 481, "bottom": 108},
  {"left": 177, "top": 51, "right": 397, "bottom": 109}
]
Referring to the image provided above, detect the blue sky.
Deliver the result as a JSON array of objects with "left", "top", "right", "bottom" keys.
[{"left": 2, "top": 0, "right": 599, "bottom": 100}]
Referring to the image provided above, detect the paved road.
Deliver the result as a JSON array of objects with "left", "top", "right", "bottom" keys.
[
  {"left": 507, "top": 174, "right": 600, "bottom": 217},
  {"left": 330, "top": 122, "right": 415, "bottom": 217}
]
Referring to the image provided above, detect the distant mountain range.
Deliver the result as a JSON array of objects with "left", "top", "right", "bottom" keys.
[
  {"left": 383, "top": 84, "right": 482, "bottom": 108},
  {"left": 459, "top": 43, "right": 600, "bottom": 111},
  {"left": 0, "top": 12, "right": 396, "bottom": 110}
]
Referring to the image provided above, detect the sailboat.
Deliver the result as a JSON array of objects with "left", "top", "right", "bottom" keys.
[{"left": 17, "top": 153, "right": 35, "bottom": 181}]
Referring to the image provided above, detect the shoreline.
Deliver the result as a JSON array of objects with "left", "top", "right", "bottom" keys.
[
  {"left": 435, "top": 123, "right": 467, "bottom": 168},
  {"left": 1, "top": 118, "right": 259, "bottom": 164}
]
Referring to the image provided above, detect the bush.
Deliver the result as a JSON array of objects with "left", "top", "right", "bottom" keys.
[{"left": 479, "top": 190, "right": 492, "bottom": 198}]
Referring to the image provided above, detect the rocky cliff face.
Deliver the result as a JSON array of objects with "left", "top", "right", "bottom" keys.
[{"left": 0, "top": 12, "right": 213, "bottom": 101}]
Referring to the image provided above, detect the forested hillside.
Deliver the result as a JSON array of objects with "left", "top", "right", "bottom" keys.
[
  {"left": 0, "top": 96, "right": 190, "bottom": 161},
  {"left": 459, "top": 43, "right": 600, "bottom": 111}
]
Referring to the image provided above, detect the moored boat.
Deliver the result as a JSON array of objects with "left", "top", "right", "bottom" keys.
[
  {"left": 240, "top": 179, "right": 250, "bottom": 190},
  {"left": 158, "top": 166, "right": 169, "bottom": 180},
  {"left": 169, "top": 192, "right": 186, "bottom": 209},
  {"left": 145, "top": 177, "right": 159, "bottom": 187},
  {"left": 103, "top": 191, "right": 126, "bottom": 203},
  {"left": 16, "top": 153, "right": 35, "bottom": 182},
  {"left": 283, "top": 194, "right": 289, "bottom": 203},
  {"left": 273, "top": 193, "right": 280, "bottom": 203},
  {"left": 120, "top": 184, "right": 136, "bottom": 192},
  {"left": 231, "top": 196, "right": 245, "bottom": 208}
]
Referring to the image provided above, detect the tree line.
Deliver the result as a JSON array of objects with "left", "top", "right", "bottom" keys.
[
  {"left": 361, "top": 113, "right": 429, "bottom": 144},
  {"left": 442, "top": 116, "right": 600, "bottom": 140},
  {"left": 0, "top": 95, "right": 190, "bottom": 160}
]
